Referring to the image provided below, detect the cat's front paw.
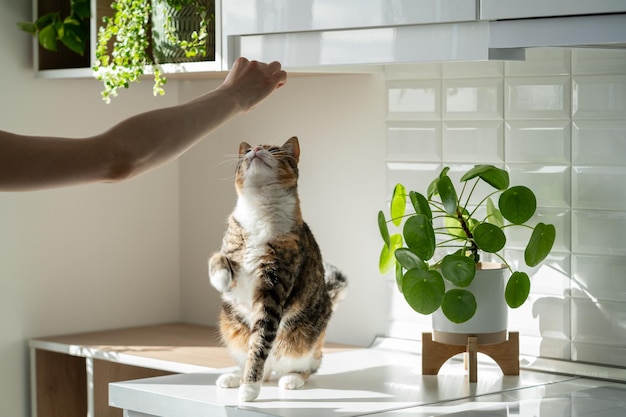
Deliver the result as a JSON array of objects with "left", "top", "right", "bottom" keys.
[
  {"left": 210, "top": 268, "right": 232, "bottom": 293},
  {"left": 278, "top": 373, "right": 306, "bottom": 390},
  {"left": 216, "top": 372, "right": 241, "bottom": 388},
  {"left": 238, "top": 383, "right": 261, "bottom": 402},
  {"left": 208, "top": 254, "right": 233, "bottom": 293}
]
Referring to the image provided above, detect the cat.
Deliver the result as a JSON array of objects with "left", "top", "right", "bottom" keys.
[{"left": 208, "top": 136, "right": 347, "bottom": 402}]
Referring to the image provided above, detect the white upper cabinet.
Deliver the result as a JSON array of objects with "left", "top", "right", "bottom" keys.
[
  {"left": 221, "top": 0, "right": 520, "bottom": 69},
  {"left": 480, "top": 0, "right": 626, "bottom": 20},
  {"left": 223, "top": 0, "right": 476, "bottom": 35}
]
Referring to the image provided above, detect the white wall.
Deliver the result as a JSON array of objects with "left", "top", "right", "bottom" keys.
[
  {"left": 0, "top": 2, "right": 182, "bottom": 416},
  {"left": 177, "top": 74, "right": 389, "bottom": 346}
]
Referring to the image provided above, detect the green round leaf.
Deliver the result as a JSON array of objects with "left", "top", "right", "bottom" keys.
[
  {"left": 524, "top": 222, "right": 556, "bottom": 267},
  {"left": 391, "top": 183, "right": 406, "bottom": 226},
  {"left": 473, "top": 222, "right": 506, "bottom": 253},
  {"left": 486, "top": 197, "right": 504, "bottom": 228},
  {"left": 437, "top": 175, "right": 458, "bottom": 215},
  {"left": 402, "top": 268, "right": 445, "bottom": 315},
  {"left": 403, "top": 214, "right": 435, "bottom": 261},
  {"left": 460, "top": 165, "right": 510, "bottom": 190},
  {"left": 394, "top": 248, "right": 427, "bottom": 271},
  {"left": 409, "top": 191, "right": 432, "bottom": 220},
  {"left": 444, "top": 215, "right": 465, "bottom": 240},
  {"left": 395, "top": 262, "right": 403, "bottom": 293},
  {"left": 377, "top": 210, "right": 390, "bottom": 248},
  {"left": 499, "top": 186, "right": 537, "bottom": 225},
  {"left": 441, "top": 289, "right": 477, "bottom": 323},
  {"left": 441, "top": 254, "right": 476, "bottom": 287},
  {"left": 505, "top": 271, "right": 531, "bottom": 308},
  {"left": 427, "top": 167, "right": 450, "bottom": 199},
  {"left": 379, "top": 234, "right": 402, "bottom": 274}
]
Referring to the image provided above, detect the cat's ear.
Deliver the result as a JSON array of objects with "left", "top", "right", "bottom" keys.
[
  {"left": 239, "top": 142, "right": 252, "bottom": 156},
  {"left": 283, "top": 137, "right": 300, "bottom": 162}
]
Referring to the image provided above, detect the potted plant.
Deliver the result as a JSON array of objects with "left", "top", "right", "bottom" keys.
[
  {"left": 94, "top": 0, "right": 214, "bottom": 102},
  {"left": 378, "top": 165, "right": 556, "bottom": 345},
  {"left": 17, "top": 0, "right": 90, "bottom": 56}
]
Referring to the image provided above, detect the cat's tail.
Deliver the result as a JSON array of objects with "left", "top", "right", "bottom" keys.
[{"left": 323, "top": 263, "right": 348, "bottom": 310}]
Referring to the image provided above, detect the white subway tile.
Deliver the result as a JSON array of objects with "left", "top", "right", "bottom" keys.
[
  {"left": 530, "top": 294, "right": 571, "bottom": 341},
  {"left": 505, "top": 208, "right": 571, "bottom": 253},
  {"left": 573, "top": 210, "right": 626, "bottom": 256},
  {"left": 572, "top": 341, "right": 626, "bottom": 368},
  {"left": 386, "top": 162, "right": 440, "bottom": 196},
  {"left": 572, "top": 49, "right": 626, "bottom": 76},
  {"left": 387, "top": 122, "right": 441, "bottom": 162},
  {"left": 507, "top": 164, "right": 571, "bottom": 208},
  {"left": 443, "top": 78, "right": 503, "bottom": 120},
  {"left": 387, "top": 80, "right": 441, "bottom": 120},
  {"left": 384, "top": 62, "right": 442, "bottom": 80},
  {"left": 573, "top": 121, "right": 626, "bottom": 165},
  {"left": 505, "top": 77, "right": 570, "bottom": 120},
  {"left": 504, "top": 249, "right": 571, "bottom": 296},
  {"left": 573, "top": 166, "right": 626, "bottom": 210},
  {"left": 573, "top": 254, "right": 626, "bottom": 303},
  {"left": 572, "top": 298, "right": 626, "bottom": 346},
  {"left": 506, "top": 48, "right": 571, "bottom": 77},
  {"left": 573, "top": 75, "right": 626, "bottom": 120},
  {"left": 442, "top": 121, "right": 503, "bottom": 163},
  {"left": 505, "top": 121, "right": 570, "bottom": 164},
  {"left": 443, "top": 61, "right": 503, "bottom": 79}
]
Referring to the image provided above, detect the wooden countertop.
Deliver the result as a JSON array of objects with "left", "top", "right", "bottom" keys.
[{"left": 30, "top": 322, "right": 355, "bottom": 371}]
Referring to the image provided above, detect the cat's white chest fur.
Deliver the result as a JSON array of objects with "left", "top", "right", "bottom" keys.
[{"left": 225, "top": 188, "right": 297, "bottom": 318}]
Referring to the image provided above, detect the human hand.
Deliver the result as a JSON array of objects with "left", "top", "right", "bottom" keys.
[{"left": 218, "top": 57, "right": 287, "bottom": 112}]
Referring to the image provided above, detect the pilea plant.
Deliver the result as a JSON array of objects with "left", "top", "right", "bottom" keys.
[
  {"left": 94, "top": 0, "right": 213, "bottom": 103},
  {"left": 378, "top": 165, "right": 556, "bottom": 324},
  {"left": 18, "top": 0, "right": 90, "bottom": 56}
]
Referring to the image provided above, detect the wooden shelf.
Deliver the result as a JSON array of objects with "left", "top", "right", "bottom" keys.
[{"left": 29, "top": 322, "right": 353, "bottom": 417}]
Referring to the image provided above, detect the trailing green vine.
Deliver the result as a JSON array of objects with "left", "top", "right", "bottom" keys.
[{"left": 93, "top": 0, "right": 213, "bottom": 103}]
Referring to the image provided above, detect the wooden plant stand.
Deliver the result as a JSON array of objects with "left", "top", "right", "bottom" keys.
[{"left": 422, "top": 331, "right": 519, "bottom": 382}]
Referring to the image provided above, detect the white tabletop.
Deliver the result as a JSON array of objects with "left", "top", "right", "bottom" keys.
[{"left": 109, "top": 338, "right": 573, "bottom": 417}]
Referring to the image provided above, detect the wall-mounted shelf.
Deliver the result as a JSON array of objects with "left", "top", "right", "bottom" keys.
[{"left": 32, "top": 0, "right": 223, "bottom": 79}]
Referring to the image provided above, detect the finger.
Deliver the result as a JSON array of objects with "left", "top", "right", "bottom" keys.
[
  {"left": 267, "top": 61, "right": 282, "bottom": 73},
  {"left": 235, "top": 56, "right": 249, "bottom": 66}
]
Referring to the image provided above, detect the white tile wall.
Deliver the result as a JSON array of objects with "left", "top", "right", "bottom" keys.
[{"left": 383, "top": 48, "right": 626, "bottom": 368}]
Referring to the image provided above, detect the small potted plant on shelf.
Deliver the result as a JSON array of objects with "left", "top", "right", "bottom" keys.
[
  {"left": 17, "top": 0, "right": 90, "bottom": 56},
  {"left": 94, "top": 0, "right": 214, "bottom": 102},
  {"left": 377, "top": 165, "right": 556, "bottom": 345}
]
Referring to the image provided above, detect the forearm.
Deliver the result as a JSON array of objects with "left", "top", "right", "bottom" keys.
[{"left": 100, "top": 87, "right": 242, "bottom": 180}]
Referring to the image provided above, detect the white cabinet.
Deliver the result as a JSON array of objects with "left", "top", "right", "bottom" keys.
[
  {"left": 222, "top": 0, "right": 476, "bottom": 35},
  {"left": 221, "top": 0, "right": 526, "bottom": 69},
  {"left": 480, "top": 0, "right": 626, "bottom": 20}
]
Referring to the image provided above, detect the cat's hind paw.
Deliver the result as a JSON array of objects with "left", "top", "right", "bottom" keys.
[
  {"left": 216, "top": 372, "right": 241, "bottom": 388},
  {"left": 278, "top": 373, "right": 306, "bottom": 390},
  {"left": 238, "top": 383, "right": 261, "bottom": 402}
]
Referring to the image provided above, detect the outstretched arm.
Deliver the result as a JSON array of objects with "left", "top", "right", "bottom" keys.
[{"left": 0, "top": 58, "right": 287, "bottom": 191}]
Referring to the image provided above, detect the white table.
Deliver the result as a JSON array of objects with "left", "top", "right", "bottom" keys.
[{"left": 109, "top": 338, "right": 575, "bottom": 417}]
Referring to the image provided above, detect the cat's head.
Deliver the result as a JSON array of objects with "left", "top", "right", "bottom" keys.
[{"left": 235, "top": 136, "right": 300, "bottom": 192}]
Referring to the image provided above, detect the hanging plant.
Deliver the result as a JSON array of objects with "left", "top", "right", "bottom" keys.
[{"left": 93, "top": 0, "right": 214, "bottom": 103}]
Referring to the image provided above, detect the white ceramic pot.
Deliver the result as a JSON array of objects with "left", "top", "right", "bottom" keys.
[{"left": 432, "top": 262, "right": 508, "bottom": 345}]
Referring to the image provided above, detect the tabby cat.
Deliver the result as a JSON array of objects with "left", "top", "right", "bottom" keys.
[{"left": 208, "top": 136, "right": 347, "bottom": 402}]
